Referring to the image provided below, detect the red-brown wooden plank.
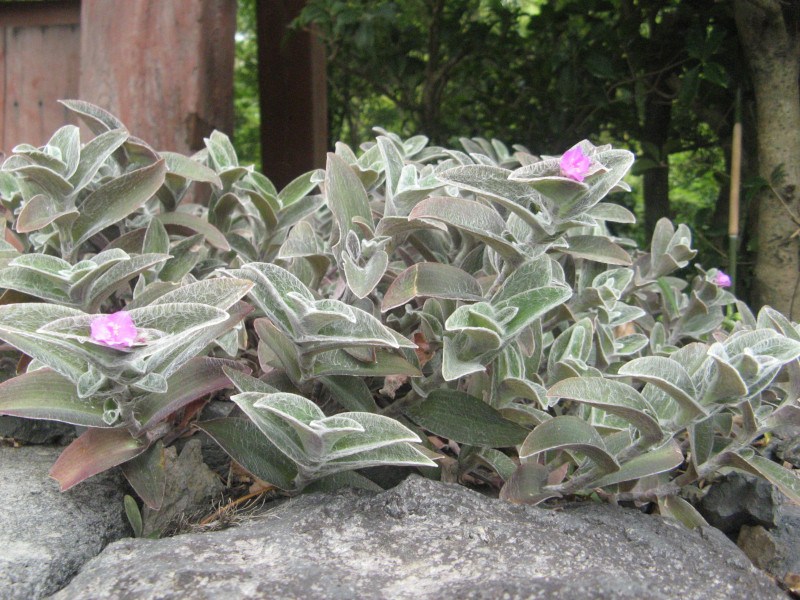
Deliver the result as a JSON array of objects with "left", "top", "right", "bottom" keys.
[
  {"left": 0, "top": 1, "right": 80, "bottom": 28},
  {"left": 78, "top": 0, "right": 236, "bottom": 154},
  {"left": 1, "top": 23, "right": 80, "bottom": 154}
]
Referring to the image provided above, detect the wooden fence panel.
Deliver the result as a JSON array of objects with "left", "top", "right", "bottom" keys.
[
  {"left": 0, "top": 22, "right": 80, "bottom": 154},
  {"left": 79, "top": 0, "right": 236, "bottom": 154}
]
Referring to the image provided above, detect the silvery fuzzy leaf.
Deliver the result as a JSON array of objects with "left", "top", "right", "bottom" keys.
[
  {"left": 143, "top": 217, "right": 170, "bottom": 256},
  {"left": 155, "top": 211, "right": 230, "bottom": 251},
  {"left": 158, "top": 234, "right": 206, "bottom": 283},
  {"left": 727, "top": 328, "right": 800, "bottom": 364},
  {"left": 703, "top": 349, "right": 748, "bottom": 405},
  {"left": 326, "top": 152, "right": 374, "bottom": 246},
  {"left": 68, "top": 128, "right": 129, "bottom": 193},
  {"left": 296, "top": 301, "right": 413, "bottom": 357},
  {"left": 554, "top": 149, "right": 634, "bottom": 221},
  {"left": 59, "top": 99, "right": 125, "bottom": 136},
  {"left": 0, "top": 265, "right": 72, "bottom": 303},
  {"left": 556, "top": 235, "right": 632, "bottom": 266},
  {"left": 593, "top": 268, "right": 634, "bottom": 299},
  {"left": 547, "top": 377, "right": 662, "bottom": 447},
  {"left": 278, "top": 221, "right": 327, "bottom": 259},
  {"left": 292, "top": 295, "right": 356, "bottom": 332},
  {"left": 491, "top": 256, "right": 554, "bottom": 304},
  {"left": 309, "top": 348, "right": 421, "bottom": 380},
  {"left": 613, "top": 333, "right": 649, "bottom": 356},
  {"left": 145, "top": 301, "right": 251, "bottom": 379},
  {"left": 591, "top": 439, "right": 684, "bottom": 488},
  {"left": 477, "top": 448, "right": 518, "bottom": 481},
  {"left": 439, "top": 164, "right": 536, "bottom": 207},
  {"left": 519, "top": 416, "right": 619, "bottom": 475},
  {"left": 76, "top": 365, "right": 107, "bottom": 398},
  {"left": 586, "top": 202, "right": 636, "bottom": 223},
  {"left": 7, "top": 253, "right": 72, "bottom": 277},
  {"left": 72, "top": 159, "right": 167, "bottom": 251},
  {"left": 320, "top": 375, "right": 378, "bottom": 413},
  {"left": 315, "top": 442, "right": 436, "bottom": 477},
  {"left": 548, "top": 319, "right": 594, "bottom": 378},
  {"left": 254, "top": 318, "right": 303, "bottom": 385},
  {"left": 149, "top": 277, "right": 253, "bottom": 311},
  {"left": 0, "top": 367, "right": 107, "bottom": 427},
  {"left": 204, "top": 130, "right": 239, "bottom": 170},
  {"left": 131, "top": 372, "right": 168, "bottom": 394},
  {"left": 161, "top": 151, "right": 222, "bottom": 189},
  {"left": 409, "top": 196, "right": 524, "bottom": 264},
  {"left": 0, "top": 303, "right": 88, "bottom": 381},
  {"left": 342, "top": 249, "right": 388, "bottom": 299},
  {"left": 275, "top": 193, "right": 325, "bottom": 232},
  {"left": 198, "top": 417, "right": 298, "bottom": 491},
  {"left": 230, "top": 391, "right": 315, "bottom": 467},
  {"left": 446, "top": 302, "right": 507, "bottom": 337},
  {"left": 15, "top": 193, "right": 79, "bottom": 234},
  {"left": 377, "top": 136, "right": 404, "bottom": 203},
  {"left": 493, "top": 285, "right": 572, "bottom": 338},
  {"left": 618, "top": 356, "right": 706, "bottom": 420},
  {"left": 407, "top": 388, "right": 528, "bottom": 447},
  {"left": 81, "top": 253, "right": 170, "bottom": 312},
  {"left": 719, "top": 450, "right": 800, "bottom": 505},
  {"left": 382, "top": 263, "right": 482, "bottom": 312},
  {"left": 232, "top": 262, "right": 314, "bottom": 334},
  {"left": 8, "top": 163, "right": 74, "bottom": 200},
  {"left": 276, "top": 170, "right": 318, "bottom": 209},
  {"left": 441, "top": 334, "right": 491, "bottom": 381},
  {"left": 600, "top": 302, "right": 646, "bottom": 327}
]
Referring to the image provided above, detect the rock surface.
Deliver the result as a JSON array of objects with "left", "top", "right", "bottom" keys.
[
  {"left": 738, "top": 503, "right": 800, "bottom": 584},
  {"left": 141, "top": 438, "right": 224, "bottom": 536},
  {"left": 0, "top": 416, "right": 76, "bottom": 445},
  {"left": 54, "top": 475, "right": 787, "bottom": 600},
  {"left": 0, "top": 445, "right": 130, "bottom": 600},
  {"left": 698, "top": 471, "right": 784, "bottom": 534}
]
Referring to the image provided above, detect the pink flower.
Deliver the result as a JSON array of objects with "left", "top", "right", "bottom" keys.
[
  {"left": 559, "top": 146, "right": 591, "bottom": 182},
  {"left": 713, "top": 271, "right": 732, "bottom": 287},
  {"left": 90, "top": 311, "right": 137, "bottom": 348}
]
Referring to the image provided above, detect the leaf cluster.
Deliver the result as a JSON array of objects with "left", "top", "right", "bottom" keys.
[{"left": 1, "top": 104, "right": 799, "bottom": 525}]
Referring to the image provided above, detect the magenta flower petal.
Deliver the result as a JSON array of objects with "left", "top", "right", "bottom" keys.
[
  {"left": 90, "top": 311, "right": 138, "bottom": 348},
  {"left": 559, "top": 146, "right": 591, "bottom": 182},
  {"left": 713, "top": 271, "right": 732, "bottom": 288}
]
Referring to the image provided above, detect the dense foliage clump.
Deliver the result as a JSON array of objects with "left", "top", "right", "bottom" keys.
[{"left": 0, "top": 102, "right": 798, "bottom": 529}]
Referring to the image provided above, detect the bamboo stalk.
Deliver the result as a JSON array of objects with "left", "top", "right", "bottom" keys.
[{"left": 728, "top": 90, "right": 742, "bottom": 292}]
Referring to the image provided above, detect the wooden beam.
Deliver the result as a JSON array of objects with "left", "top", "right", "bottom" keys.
[
  {"left": 0, "top": 1, "right": 80, "bottom": 27},
  {"left": 256, "top": 0, "right": 327, "bottom": 189}
]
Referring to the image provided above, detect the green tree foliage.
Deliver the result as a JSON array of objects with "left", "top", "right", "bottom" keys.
[
  {"left": 285, "top": 0, "right": 748, "bottom": 293},
  {"left": 233, "top": 0, "right": 261, "bottom": 170}
]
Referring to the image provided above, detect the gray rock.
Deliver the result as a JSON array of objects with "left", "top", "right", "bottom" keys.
[
  {"left": 53, "top": 475, "right": 787, "bottom": 600},
  {"left": 193, "top": 401, "right": 235, "bottom": 476},
  {"left": 698, "top": 471, "right": 784, "bottom": 534},
  {"left": 0, "top": 415, "right": 76, "bottom": 445},
  {"left": 738, "top": 503, "right": 800, "bottom": 582},
  {"left": 141, "top": 438, "right": 224, "bottom": 536},
  {"left": 0, "top": 446, "right": 130, "bottom": 600},
  {"left": 774, "top": 427, "right": 800, "bottom": 468}
]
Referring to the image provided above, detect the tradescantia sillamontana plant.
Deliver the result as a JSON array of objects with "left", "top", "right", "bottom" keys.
[{"left": 0, "top": 103, "right": 799, "bottom": 528}]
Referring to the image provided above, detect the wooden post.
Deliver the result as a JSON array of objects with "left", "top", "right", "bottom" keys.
[
  {"left": 256, "top": 0, "right": 327, "bottom": 189},
  {"left": 78, "top": 0, "right": 237, "bottom": 154}
]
